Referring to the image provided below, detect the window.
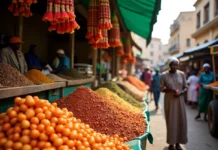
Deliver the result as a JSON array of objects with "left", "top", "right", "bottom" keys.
[
  {"left": 204, "top": 3, "right": 210, "bottom": 24},
  {"left": 150, "top": 51, "right": 153, "bottom": 56},
  {"left": 150, "top": 60, "right": 153, "bottom": 64},
  {"left": 186, "top": 39, "right": 191, "bottom": 47},
  {"left": 197, "top": 12, "right": 201, "bottom": 28},
  {"left": 150, "top": 44, "right": 153, "bottom": 49},
  {"left": 204, "top": 40, "right": 208, "bottom": 43},
  {"left": 159, "top": 55, "right": 161, "bottom": 59},
  {"left": 159, "top": 45, "right": 161, "bottom": 50},
  {"left": 215, "top": 0, "right": 218, "bottom": 16},
  {"left": 196, "top": 43, "right": 199, "bottom": 46}
]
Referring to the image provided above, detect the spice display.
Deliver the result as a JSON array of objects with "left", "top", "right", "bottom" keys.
[
  {"left": 0, "top": 63, "right": 33, "bottom": 87},
  {"left": 97, "top": 82, "right": 144, "bottom": 108},
  {"left": 109, "top": 13, "right": 122, "bottom": 47},
  {"left": 0, "top": 96, "right": 130, "bottom": 149},
  {"left": 42, "top": 0, "right": 80, "bottom": 34},
  {"left": 116, "top": 81, "right": 145, "bottom": 101},
  {"left": 95, "top": 88, "right": 142, "bottom": 113},
  {"left": 123, "top": 76, "right": 148, "bottom": 91},
  {"left": 208, "top": 81, "right": 218, "bottom": 87},
  {"left": 8, "top": 0, "right": 37, "bottom": 17},
  {"left": 56, "top": 86, "right": 146, "bottom": 141},
  {"left": 58, "top": 74, "right": 74, "bottom": 80},
  {"left": 46, "top": 73, "right": 67, "bottom": 82},
  {"left": 24, "top": 69, "right": 54, "bottom": 84},
  {"left": 61, "top": 68, "right": 90, "bottom": 80}
]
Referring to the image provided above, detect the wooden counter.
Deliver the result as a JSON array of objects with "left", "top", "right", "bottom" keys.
[
  {"left": 66, "top": 77, "right": 95, "bottom": 86},
  {"left": 0, "top": 82, "right": 66, "bottom": 99}
]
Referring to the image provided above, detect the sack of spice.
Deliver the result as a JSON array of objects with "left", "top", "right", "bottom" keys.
[
  {"left": 55, "top": 86, "right": 146, "bottom": 141},
  {"left": 116, "top": 81, "right": 145, "bottom": 101},
  {"left": 95, "top": 88, "right": 142, "bottom": 113},
  {"left": 24, "top": 69, "right": 54, "bottom": 84},
  {"left": 46, "top": 73, "right": 67, "bottom": 82},
  {"left": 0, "top": 63, "right": 33, "bottom": 87},
  {"left": 61, "top": 68, "right": 90, "bottom": 80},
  {"left": 123, "top": 76, "right": 148, "bottom": 91},
  {"left": 96, "top": 82, "right": 144, "bottom": 108}
]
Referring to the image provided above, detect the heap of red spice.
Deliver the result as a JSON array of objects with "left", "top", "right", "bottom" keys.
[{"left": 55, "top": 86, "right": 146, "bottom": 141}]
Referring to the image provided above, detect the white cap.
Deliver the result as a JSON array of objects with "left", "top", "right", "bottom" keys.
[
  {"left": 57, "top": 49, "right": 65, "bottom": 55},
  {"left": 203, "top": 63, "right": 210, "bottom": 68}
]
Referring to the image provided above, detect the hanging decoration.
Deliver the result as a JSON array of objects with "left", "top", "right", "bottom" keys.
[
  {"left": 121, "top": 56, "right": 128, "bottom": 65},
  {"left": 98, "top": 0, "right": 112, "bottom": 30},
  {"left": 102, "top": 51, "right": 111, "bottom": 61},
  {"left": 8, "top": 0, "right": 38, "bottom": 17},
  {"left": 93, "top": 29, "right": 110, "bottom": 49},
  {"left": 109, "top": 13, "right": 122, "bottom": 47},
  {"left": 86, "top": 0, "right": 112, "bottom": 49},
  {"left": 42, "top": 0, "right": 80, "bottom": 34},
  {"left": 86, "top": 0, "right": 102, "bottom": 44},
  {"left": 116, "top": 45, "right": 124, "bottom": 56},
  {"left": 123, "top": 36, "right": 132, "bottom": 60}
]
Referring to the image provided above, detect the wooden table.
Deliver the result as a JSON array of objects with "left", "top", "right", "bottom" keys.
[{"left": 0, "top": 82, "right": 66, "bottom": 99}]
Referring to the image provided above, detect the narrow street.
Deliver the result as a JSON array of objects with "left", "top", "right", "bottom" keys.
[{"left": 147, "top": 100, "right": 218, "bottom": 150}]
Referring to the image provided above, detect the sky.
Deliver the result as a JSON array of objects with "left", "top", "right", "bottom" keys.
[{"left": 152, "top": 0, "right": 196, "bottom": 44}]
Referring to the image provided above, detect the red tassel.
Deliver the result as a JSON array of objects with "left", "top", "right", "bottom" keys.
[
  {"left": 60, "top": 0, "right": 69, "bottom": 22},
  {"left": 8, "top": 4, "right": 14, "bottom": 12},
  {"left": 42, "top": 0, "right": 53, "bottom": 22},
  {"left": 66, "top": 0, "right": 75, "bottom": 19}
]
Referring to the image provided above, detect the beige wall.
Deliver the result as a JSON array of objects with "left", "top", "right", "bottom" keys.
[
  {"left": 195, "top": 0, "right": 216, "bottom": 28},
  {"left": 193, "top": 0, "right": 218, "bottom": 44},
  {"left": 168, "top": 12, "right": 196, "bottom": 55},
  {"left": 143, "top": 38, "right": 165, "bottom": 67}
]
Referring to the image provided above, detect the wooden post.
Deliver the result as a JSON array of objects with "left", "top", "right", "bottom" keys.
[
  {"left": 212, "top": 55, "right": 216, "bottom": 81},
  {"left": 112, "top": 48, "right": 116, "bottom": 77},
  {"left": 18, "top": 15, "right": 23, "bottom": 39},
  {"left": 98, "top": 50, "right": 102, "bottom": 84},
  {"left": 70, "top": 33, "right": 75, "bottom": 68},
  {"left": 92, "top": 49, "right": 97, "bottom": 77}
]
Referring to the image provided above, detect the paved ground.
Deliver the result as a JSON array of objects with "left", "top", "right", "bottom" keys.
[{"left": 146, "top": 99, "right": 218, "bottom": 150}]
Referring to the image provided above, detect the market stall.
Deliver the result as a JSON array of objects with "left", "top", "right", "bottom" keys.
[
  {"left": 203, "top": 45, "right": 218, "bottom": 138},
  {"left": 0, "top": 0, "right": 161, "bottom": 149}
]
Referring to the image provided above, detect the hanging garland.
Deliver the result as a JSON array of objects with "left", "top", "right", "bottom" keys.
[
  {"left": 109, "top": 13, "right": 122, "bottom": 47},
  {"left": 116, "top": 45, "right": 124, "bottom": 56},
  {"left": 86, "top": 0, "right": 103, "bottom": 44},
  {"left": 93, "top": 29, "right": 110, "bottom": 49},
  {"left": 42, "top": 0, "right": 80, "bottom": 34},
  {"left": 98, "top": 0, "right": 112, "bottom": 30},
  {"left": 123, "top": 36, "right": 132, "bottom": 60},
  {"left": 8, "top": 0, "right": 37, "bottom": 17}
]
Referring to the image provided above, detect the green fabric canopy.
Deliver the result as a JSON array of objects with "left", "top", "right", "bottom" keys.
[
  {"left": 81, "top": 0, "right": 161, "bottom": 45},
  {"left": 116, "top": 0, "right": 161, "bottom": 45}
]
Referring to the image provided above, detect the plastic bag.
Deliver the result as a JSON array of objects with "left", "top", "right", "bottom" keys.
[{"left": 159, "top": 92, "right": 165, "bottom": 119}]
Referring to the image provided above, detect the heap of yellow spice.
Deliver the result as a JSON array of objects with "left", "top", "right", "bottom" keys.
[
  {"left": 24, "top": 69, "right": 54, "bottom": 84},
  {"left": 95, "top": 88, "right": 142, "bottom": 114}
]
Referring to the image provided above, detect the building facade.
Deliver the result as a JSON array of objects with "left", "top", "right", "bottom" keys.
[
  {"left": 192, "top": 0, "right": 218, "bottom": 45},
  {"left": 168, "top": 11, "right": 196, "bottom": 55},
  {"left": 143, "top": 38, "right": 165, "bottom": 67}
]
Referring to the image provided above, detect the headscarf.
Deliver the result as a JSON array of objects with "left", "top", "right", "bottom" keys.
[
  {"left": 9, "top": 36, "right": 23, "bottom": 44},
  {"left": 168, "top": 57, "right": 179, "bottom": 65},
  {"left": 57, "top": 49, "right": 65, "bottom": 55},
  {"left": 203, "top": 63, "right": 210, "bottom": 68}
]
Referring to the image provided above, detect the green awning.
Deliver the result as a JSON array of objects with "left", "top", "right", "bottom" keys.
[
  {"left": 116, "top": 0, "right": 161, "bottom": 44},
  {"left": 81, "top": 0, "right": 161, "bottom": 45}
]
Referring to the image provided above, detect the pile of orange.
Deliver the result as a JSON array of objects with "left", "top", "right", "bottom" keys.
[{"left": 0, "top": 96, "right": 130, "bottom": 150}]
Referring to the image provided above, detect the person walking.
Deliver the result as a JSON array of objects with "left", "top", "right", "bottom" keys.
[
  {"left": 186, "top": 71, "right": 199, "bottom": 108},
  {"left": 195, "top": 63, "right": 214, "bottom": 121},
  {"left": 151, "top": 67, "right": 161, "bottom": 110},
  {"left": 160, "top": 57, "right": 188, "bottom": 150}
]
